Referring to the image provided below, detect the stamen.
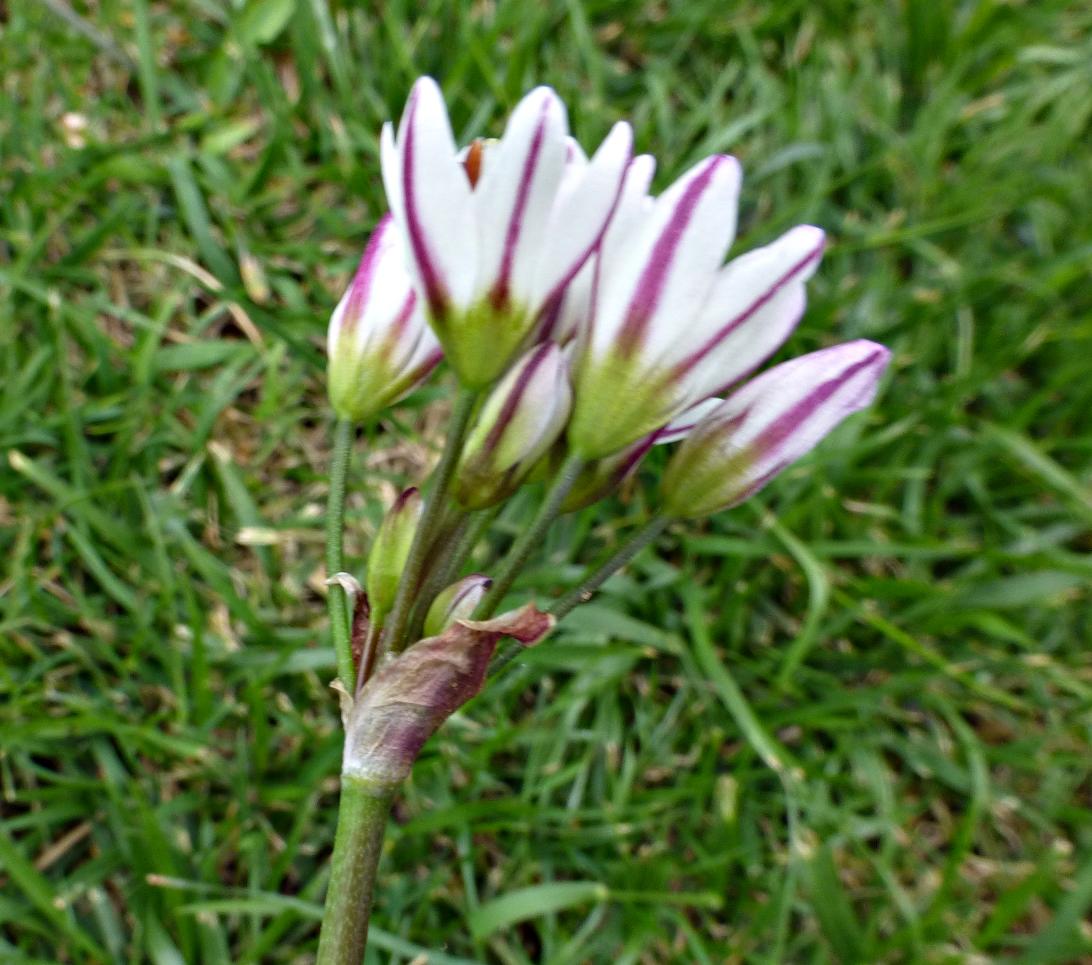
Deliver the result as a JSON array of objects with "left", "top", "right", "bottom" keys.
[{"left": 464, "top": 139, "right": 484, "bottom": 188}]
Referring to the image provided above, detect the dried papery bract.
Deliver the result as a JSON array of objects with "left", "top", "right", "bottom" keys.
[{"left": 343, "top": 605, "right": 554, "bottom": 786}]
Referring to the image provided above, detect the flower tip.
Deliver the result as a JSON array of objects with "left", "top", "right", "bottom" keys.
[
  {"left": 605, "top": 120, "right": 634, "bottom": 152},
  {"left": 410, "top": 75, "right": 443, "bottom": 99},
  {"left": 629, "top": 153, "right": 657, "bottom": 186},
  {"left": 713, "top": 153, "right": 743, "bottom": 185},
  {"left": 868, "top": 341, "right": 893, "bottom": 371}
]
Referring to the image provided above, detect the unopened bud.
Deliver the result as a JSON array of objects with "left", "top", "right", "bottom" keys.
[
  {"left": 662, "top": 341, "right": 890, "bottom": 517},
  {"left": 365, "top": 488, "right": 422, "bottom": 623},
  {"left": 327, "top": 215, "right": 442, "bottom": 423},
  {"left": 423, "top": 574, "right": 492, "bottom": 636},
  {"left": 454, "top": 343, "right": 572, "bottom": 509}
]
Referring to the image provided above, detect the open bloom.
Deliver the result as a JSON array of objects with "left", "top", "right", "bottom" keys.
[
  {"left": 454, "top": 343, "right": 572, "bottom": 509},
  {"left": 327, "top": 215, "right": 442, "bottom": 422},
  {"left": 381, "top": 77, "right": 632, "bottom": 388},
  {"left": 661, "top": 340, "right": 891, "bottom": 517},
  {"left": 568, "top": 151, "right": 828, "bottom": 459}
]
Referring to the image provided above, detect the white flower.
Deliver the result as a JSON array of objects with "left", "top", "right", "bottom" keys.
[
  {"left": 380, "top": 77, "right": 632, "bottom": 388},
  {"left": 568, "top": 151, "right": 828, "bottom": 459}
]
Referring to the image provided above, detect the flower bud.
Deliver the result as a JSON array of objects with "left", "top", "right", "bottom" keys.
[
  {"left": 453, "top": 343, "right": 572, "bottom": 509},
  {"left": 327, "top": 215, "right": 443, "bottom": 422},
  {"left": 661, "top": 341, "right": 890, "bottom": 518},
  {"left": 423, "top": 574, "right": 492, "bottom": 637},
  {"left": 366, "top": 488, "right": 422, "bottom": 623}
]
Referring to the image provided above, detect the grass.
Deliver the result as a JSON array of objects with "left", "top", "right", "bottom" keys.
[{"left": 2, "top": 0, "right": 1091, "bottom": 961}]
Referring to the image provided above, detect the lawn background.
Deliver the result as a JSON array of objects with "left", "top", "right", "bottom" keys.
[{"left": 2, "top": 0, "right": 1091, "bottom": 962}]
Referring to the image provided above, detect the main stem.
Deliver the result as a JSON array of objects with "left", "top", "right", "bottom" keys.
[
  {"left": 382, "top": 388, "right": 477, "bottom": 654},
  {"left": 326, "top": 418, "right": 356, "bottom": 692},
  {"left": 477, "top": 452, "right": 585, "bottom": 618},
  {"left": 315, "top": 777, "right": 395, "bottom": 965}
]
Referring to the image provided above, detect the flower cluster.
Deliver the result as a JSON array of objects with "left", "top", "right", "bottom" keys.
[{"left": 327, "top": 77, "right": 891, "bottom": 701}]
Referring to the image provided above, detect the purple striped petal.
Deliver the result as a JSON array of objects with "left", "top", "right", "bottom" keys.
[
  {"left": 327, "top": 214, "right": 442, "bottom": 421},
  {"left": 383, "top": 77, "right": 477, "bottom": 319},
  {"left": 671, "top": 225, "right": 826, "bottom": 401},
  {"left": 593, "top": 155, "right": 741, "bottom": 360},
  {"left": 454, "top": 343, "right": 573, "bottom": 509},
  {"left": 662, "top": 340, "right": 891, "bottom": 517},
  {"left": 472, "top": 87, "right": 568, "bottom": 311},
  {"left": 655, "top": 397, "right": 724, "bottom": 445},
  {"left": 530, "top": 121, "right": 633, "bottom": 313}
]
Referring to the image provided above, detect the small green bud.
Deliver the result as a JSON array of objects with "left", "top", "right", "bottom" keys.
[
  {"left": 365, "top": 488, "right": 422, "bottom": 624},
  {"left": 423, "top": 574, "right": 492, "bottom": 637}
]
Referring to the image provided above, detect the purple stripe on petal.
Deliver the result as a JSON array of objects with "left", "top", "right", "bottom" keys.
[
  {"left": 391, "top": 290, "right": 418, "bottom": 339},
  {"left": 490, "top": 98, "right": 551, "bottom": 311},
  {"left": 343, "top": 214, "right": 394, "bottom": 331},
  {"left": 402, "top": 89, "right": 451, "bottom": 318},
  {"left": 534, "top": 291, "right": 565, "bottom": 342},
  {"left": 617, "top": 156, "right": 726, "bottom": 355},
  {"left": 537, "top": 134, "right": 633, "bottom": 310},
  {"left": 672, "top": 235, "right": 826, "bottom": 378},
  {"left": 706, "top": 292, "right": 808, "bottom": 399},
  {"left": 483, "top": 343, "right": 554, "bottom": 452},
  {"left": 750, "top": 348, "right": 887, "bottom": 461}
]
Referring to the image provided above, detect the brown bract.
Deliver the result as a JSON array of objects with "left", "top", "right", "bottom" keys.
[{"left": 342, "top": 605, "right": 554, "bottom": 786}]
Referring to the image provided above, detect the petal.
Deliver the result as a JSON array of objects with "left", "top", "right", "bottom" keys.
[
  {"left": 592, "top": 154, "right": 742, "bottom": 363},
  {"left": 380, "top": 123, "right": 403, "bottom": 229},
  {"left": 542, "top": 256, "right": 595, "bottom": 344},
  {"left": 394, "top": 77, "right": 478, "bottom": 316},
  {"left": 530, "top": 121, "right": 633, "bottom": 312},
  {"left": 598, "top": 154, "right": 656, "bottom": 280},
  {"left": 472, "top": 87, "right": 569, "bottom": 310},
  {"left": 712, "top": 341, "right": 890, "bottom": 503},
  {"left": 661, "top": 341, "right": 890, "bottom": 517},
  {"left": 671, "top": 225, "right": 826, "bottom": 398},
  {"left": 328, "top": 215, "right": 407, "bottom": 356},
  {"left": 655, "top": 396, "right": 724, "bottom": 444}
]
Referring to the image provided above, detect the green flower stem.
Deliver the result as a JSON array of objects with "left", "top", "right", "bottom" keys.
[
  {"left": 477, "top": 452, "right": 586, "bottom": 619},
  {"left": 382, "top": 387, "right": 477, "bottom": 654},
  {"left": 326, "top": 418, "right": 356, "bottom": 692},
  {"left": 549, "top": 515, "right": 671, "bottom": 621},
  {"left": 315, "top": 776, "right": 396, "bottom": 965}
]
